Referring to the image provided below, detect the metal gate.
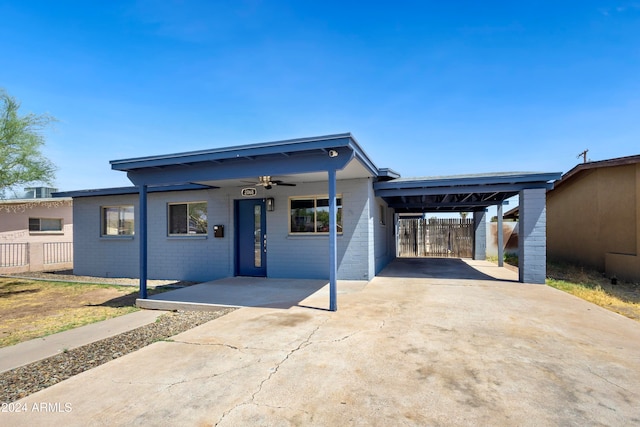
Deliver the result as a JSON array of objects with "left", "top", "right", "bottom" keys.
[{"left": 397, "top": 218, "right": 473, "bottom": 258}]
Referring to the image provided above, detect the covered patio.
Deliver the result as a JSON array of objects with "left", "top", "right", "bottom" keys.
[
  {"left": 110, "top": 134, "right": 389, "bottom": 312},
  {"left": 136, "top": 258, "right": 519, "bottom": 312},
  {"left": 100, "top": 133, "right": 561, "bottom": 311}
]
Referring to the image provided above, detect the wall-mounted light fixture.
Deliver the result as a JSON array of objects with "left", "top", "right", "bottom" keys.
[{"left": 266, "top": 197, "right": 275, "bottom": 211}]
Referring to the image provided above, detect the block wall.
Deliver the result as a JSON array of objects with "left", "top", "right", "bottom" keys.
[
  {"left": 519, "top": 188, "right": 547, "bottom": 284},
  {"left": 72, "top": 178, "right": 378, "bottom": 282}
]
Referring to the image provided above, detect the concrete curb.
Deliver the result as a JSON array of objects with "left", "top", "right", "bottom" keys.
[{"left": 0, "top": 309, "right": 166, "bottom": 373}]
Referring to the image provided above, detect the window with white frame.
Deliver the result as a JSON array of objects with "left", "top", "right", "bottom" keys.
[
  {"left": 289, "top": 196, "right": 343, "bottom": 234},
  {"left": 168, "top": 202, "right": 207, "bottom": 235},
  {"left": 101, "top": 206, "right": 134, "bottom": 236},
  {"left": 379, "top": 204, "right": 386, "bottom": 226},
  {"left": 29, "top": 218, "right": 63, "bottom": 232}
]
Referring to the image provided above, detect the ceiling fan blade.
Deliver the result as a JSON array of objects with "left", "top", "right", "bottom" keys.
[{"left": 272, "top": 180, "right": 296, "bottom": 186}]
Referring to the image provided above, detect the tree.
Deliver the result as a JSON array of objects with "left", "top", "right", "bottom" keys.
[{"left": 0, "top": 89, "right": 57, "bottom": 197}]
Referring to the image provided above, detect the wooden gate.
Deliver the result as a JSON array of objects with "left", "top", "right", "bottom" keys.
[{"left": 397, "top": 218, "right": 473, "bottom": 258}]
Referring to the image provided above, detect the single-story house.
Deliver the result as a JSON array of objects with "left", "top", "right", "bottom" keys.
[
  {"left": 0, "top": 195, "right": 73, "bottom": 273},
  {"left": 56, "top": 134, "right": 561, "bottom": 310},
  {"left": 547, "top": 154, "right": 640, "bottom": 282}
]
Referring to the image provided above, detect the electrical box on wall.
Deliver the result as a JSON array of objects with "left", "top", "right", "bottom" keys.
[{"left": 213, "top": 225, "right": 224, "bottom": 238}]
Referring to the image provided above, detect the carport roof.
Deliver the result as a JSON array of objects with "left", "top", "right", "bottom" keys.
[{"left": 374, "top": 171, "right": 561, "bottom": 213}]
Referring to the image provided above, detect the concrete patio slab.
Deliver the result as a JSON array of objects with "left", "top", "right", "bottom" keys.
[
  {"left": 4, "top": 259, "right": 640, "bottom": 426},
  {"left": 137, "top": 276, "right": 368, "bottom": 311}
]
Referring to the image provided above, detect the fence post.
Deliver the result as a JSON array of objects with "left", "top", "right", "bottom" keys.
[{"left": 29, "top": 242, "right": 44, "bottom": 272}]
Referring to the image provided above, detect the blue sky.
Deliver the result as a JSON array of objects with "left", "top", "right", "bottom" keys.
[{"left": 2, "top": 1, "right": 640, "bottom": 192}]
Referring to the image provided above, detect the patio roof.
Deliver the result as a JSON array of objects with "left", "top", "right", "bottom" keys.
[
  {"left": 374, "top": 171, "right": 561, "bottom": 213},
  {"left": 110, "top": 133, "right": 389, "bottom": 187}
]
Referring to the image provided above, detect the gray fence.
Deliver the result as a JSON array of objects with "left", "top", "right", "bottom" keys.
[
  {"left": 0, "top": 243, "right": 29, "bottom": 267},
  {"left": 0, "top": 242, "right": 73, "bottom": 272},
  {"left": 44, "top": 242, "right": 74, "bottom": 264}
]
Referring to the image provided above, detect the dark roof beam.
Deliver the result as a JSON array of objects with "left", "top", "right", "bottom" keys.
[
  {"left": 375, "top": 182, "right": 552, "bottom": 198},
  {"left": 387, "top": 201, "right": 497, "bottom": 209},
  {"left": 374, "top": 172, "right": 561, "bottom": 190}
]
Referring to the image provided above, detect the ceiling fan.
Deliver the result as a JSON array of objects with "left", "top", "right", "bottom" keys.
[{"left": 251, "top": 176, "right": 297, "bottom": 190}]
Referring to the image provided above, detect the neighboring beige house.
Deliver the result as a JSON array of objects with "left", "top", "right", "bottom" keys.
[
  {"left": 547, "top": 154, "right": 640, "bottom": 282},
  {"left": 0, "top": 196, "right": 73, "bottom": 274}
]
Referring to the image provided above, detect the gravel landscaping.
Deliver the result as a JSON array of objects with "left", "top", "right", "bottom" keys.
[{"left": 0, "top": 309, "right": 235, "bottom": 403}]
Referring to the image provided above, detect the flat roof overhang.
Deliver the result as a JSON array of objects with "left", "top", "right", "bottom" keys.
[
  {"left": 374, "top": 172, "right": 562, "bottom": 213},
  {"left": 110, "top": 133, "right": 386, "bottom": 187}
]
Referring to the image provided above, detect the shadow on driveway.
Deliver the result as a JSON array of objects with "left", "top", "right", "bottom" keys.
[
  {"left": 378, "top": 257, "right": 504, "bottom": 281},
  {"left": 144, "top": 277, "right": 333, "bottom": 310}
]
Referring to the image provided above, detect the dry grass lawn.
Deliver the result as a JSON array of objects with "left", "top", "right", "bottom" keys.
[
  {"left": 488, "top": 257, "right": 640, "bottom": 322},
  {"left": 546, "top": 261, "right": 640, "bottom": 322},
  {"left": 0, "top": 278, "right": 143, "bottom": 347}
]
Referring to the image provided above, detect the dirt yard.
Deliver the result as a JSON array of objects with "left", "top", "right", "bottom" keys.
[{"left": 0, "top": 278, "right": 143, "bottom": 347}]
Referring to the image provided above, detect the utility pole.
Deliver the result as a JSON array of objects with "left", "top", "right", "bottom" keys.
[{"left": 577, "top": 149, "right": 589, "bottom": 163}]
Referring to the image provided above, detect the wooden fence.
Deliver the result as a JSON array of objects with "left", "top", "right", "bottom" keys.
[{"left": 398, "top": 218, "right": 473, "bottom": 258}]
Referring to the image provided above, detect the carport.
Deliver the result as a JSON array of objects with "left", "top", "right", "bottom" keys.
[{"left": 374, "top": 172, "right": 561, "bottom": 284}]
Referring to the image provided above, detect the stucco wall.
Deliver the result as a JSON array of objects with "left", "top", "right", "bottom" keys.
[
  {"left": 73, "top": 178, "right": 383, "bottom": 282},
  {"left": 0, "top": 200, "right": 73, "bottom": 243},
  {"left": 0, "top": 199, "right": 74, "bottom": 273},
  {"left": 547, "top": 163, "right": 639, "bottom": 279},
  {"left": 486, "top": 222, "right": 518, "bottom": 257}
]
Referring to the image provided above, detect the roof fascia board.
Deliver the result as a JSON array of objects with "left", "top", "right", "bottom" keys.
[
  {"left": 345, "top": 134, "right": 380, "bottom": 177},
  {"left": 0, "top": 197, "right": 72, "bottom": 204},
  {"left": 375, "top": 182, "right": 553, "bottom": 198},
  {"left": 374, "top": 172, "right": 561, "bottom": 190},
  {"left": 554, "top": 156, "right": 640, "bottom": 190},
  {"left": 54, "top": 183, "right": 215, "bottom": 198},
  {"left": 110, "top": 134, "right": 355, "bottom": 171},
  {"left": 377, "top": 168, "right": 401, "bottom": 179},
  {"left": 126, "top": 148, "right": 356, "bottom": 186}
]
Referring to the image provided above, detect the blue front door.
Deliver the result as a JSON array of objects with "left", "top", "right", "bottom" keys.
[{"left": 236, "top": 199, "right": 267, "bottom": 276}]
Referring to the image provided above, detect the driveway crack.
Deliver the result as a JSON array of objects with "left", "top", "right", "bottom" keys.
[
  {"left": 215, "top": 322, "right": 325, "bottom": 426},
  {"left": 250, "top": 323, "right": 322, "bottom": 400},
  {"left": 588, "top": 367, "right": 631, "bottom": 392},
  {"left": 167, "top": 339, "right": 242, "bottom": 352}
]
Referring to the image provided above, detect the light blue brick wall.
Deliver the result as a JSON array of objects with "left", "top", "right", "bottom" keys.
[
  {"left": 373, "top": 192, "right": 394, "bottom": 275},
  {"left": 73, "top": 189, "right": 233, "bottom": 282},
  {"left": 473, "top": 210, "right": 487, "bottom": 260},
  {"left": 72, "top": 178, "right": 379, "bottom": 281},
  {"left": 73, "top": 194, "right": 139, "bottom": 278},
  {"left": 519, "top": 188, "right": 547, "bottom": 284},
  {"left": 146, "top": 189, "right": 233, "bottom": 281},
  {"left": 265, "top": 177, "right": 375, "bottom": 280}
]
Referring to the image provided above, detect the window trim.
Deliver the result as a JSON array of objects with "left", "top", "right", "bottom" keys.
[
  {"left": 28, "top": 217, "right": 64, "bottom": 234},
  {"left": 288, "top": 194, "right": 343, "bottom": 235},
  {"left": 167, "top": 201, "right": 208, "bottom": 236},
  {"left": 101, "top": 205, "right": 135, "bottom": 237}
]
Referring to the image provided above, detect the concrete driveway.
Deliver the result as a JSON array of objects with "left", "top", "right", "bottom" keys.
[{"left": 4, "top": 259, "right": 640, "bottom": 426}]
